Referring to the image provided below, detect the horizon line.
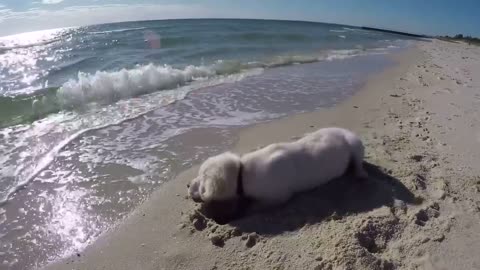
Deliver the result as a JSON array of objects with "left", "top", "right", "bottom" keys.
[{"left": 0, "top": 17, "right": 435, "bottom": 38}]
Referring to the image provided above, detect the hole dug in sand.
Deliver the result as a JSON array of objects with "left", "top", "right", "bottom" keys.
[{"left": 355, "top": 216, "right": 399, "bottom": 254}]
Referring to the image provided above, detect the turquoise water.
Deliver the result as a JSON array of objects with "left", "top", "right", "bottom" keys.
[
  {"left": 0, "top": 19, "right": 417, "bottom": 269},
  {"left": 0, "top": 19, "right": 410, "bottom": 127}
]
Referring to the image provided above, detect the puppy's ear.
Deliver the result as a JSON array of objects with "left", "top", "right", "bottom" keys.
[
  {"left": 188, "top": 177, "right": 203, "bottom": 202},
  {"left": 200, "top": 152, "right": 241, "bottom": 202}
]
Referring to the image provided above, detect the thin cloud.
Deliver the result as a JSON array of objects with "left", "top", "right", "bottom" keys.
[
  {"left": 0, "top": 8, "right": 11, "bottom": 23},
  {"left": 42, "top": 0, "right": 64, "bottom": 4},
  {"left": 0, "top": 2, "right": 306, "bottom": 36},
  {"left": 0, "top": 4, "right": 233, "bottom": 36}
]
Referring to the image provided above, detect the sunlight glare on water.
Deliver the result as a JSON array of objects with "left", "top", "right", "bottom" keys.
[{"left": 0, "top": 28, "right": 72, "bottom": 94}]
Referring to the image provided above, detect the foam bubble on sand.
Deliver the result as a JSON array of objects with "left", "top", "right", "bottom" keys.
[{"left": 325, "top": 49, "right": 361, "bottom": 61}]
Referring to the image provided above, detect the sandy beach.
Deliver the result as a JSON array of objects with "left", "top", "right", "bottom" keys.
[{"left": 44, "top": 39, "right": 480, "bottom": 270}]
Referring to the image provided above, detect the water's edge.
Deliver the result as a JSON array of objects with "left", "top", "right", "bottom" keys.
[
  {"left": 43, "top": 44, "right": 419, "bottom": 270},
  {"left": 1, "top": 44, "right": 412, "bottom": 270}
]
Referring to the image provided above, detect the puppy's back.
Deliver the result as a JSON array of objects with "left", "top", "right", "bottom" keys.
[{"left": 241, "top": 128, "right": 352, "bottom": 203}]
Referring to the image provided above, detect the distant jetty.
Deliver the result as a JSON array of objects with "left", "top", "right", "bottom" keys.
[{"left": 361, "top": 26, "right": 427, "bottom": 38}]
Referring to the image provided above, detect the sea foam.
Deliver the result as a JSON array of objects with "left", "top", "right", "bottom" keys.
[
  {"left": 56, "top": 49, "right": 367, "bottom": 108},
  {"left": 57, "top": 64, "right": 218, "bottom": 108}
]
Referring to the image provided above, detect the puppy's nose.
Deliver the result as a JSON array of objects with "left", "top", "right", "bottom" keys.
[{"left": 186, "top": 184, "right": 190, "bottom": 188}]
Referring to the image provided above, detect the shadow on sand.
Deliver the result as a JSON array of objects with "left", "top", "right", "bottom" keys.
[{"left": 200, "top": 162, "right": 419, "bottom": 235}]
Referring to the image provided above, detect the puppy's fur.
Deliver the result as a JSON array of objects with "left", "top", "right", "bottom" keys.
[{"left": 189, "top": 127, "right": 367, "bottom": 207}]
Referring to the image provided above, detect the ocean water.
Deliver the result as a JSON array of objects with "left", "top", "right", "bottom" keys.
[{"left": 0, "top": 19, "right": 416, "bottom": 269}]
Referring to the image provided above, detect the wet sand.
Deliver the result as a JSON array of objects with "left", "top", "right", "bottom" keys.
[{"left": 45, "top": 39, "right": 480, "bottom": 270}]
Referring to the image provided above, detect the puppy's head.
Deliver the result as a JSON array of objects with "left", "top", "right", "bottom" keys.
[{"left": 188, "top": 152, "right": 241, "bottom": 203}]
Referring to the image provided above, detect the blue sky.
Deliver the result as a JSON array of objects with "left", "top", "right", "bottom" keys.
[{"left": 0, "top": 0, "right": 479, "bottom": 37}]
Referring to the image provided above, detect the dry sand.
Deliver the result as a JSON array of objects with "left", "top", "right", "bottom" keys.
[{"left": 45, "top": 39, "right": 480, "bottom": 270}]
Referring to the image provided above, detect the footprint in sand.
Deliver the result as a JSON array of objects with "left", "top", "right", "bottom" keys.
[
  {"left": 414, "top": 203, "right": 440, "bottom": 227},
  {"left": 454, "top": 80, "right": 463, "bottom": 85},
  {"left": 439, "top": 88, "right": 455, "bottom": 94},
  {"left": 448, "top": 102, "right": 460, "bottom": 109}
]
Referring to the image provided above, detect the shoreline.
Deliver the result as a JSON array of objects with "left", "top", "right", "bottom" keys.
[
  {"left": 45, "top": 40, "right": 480, "bottom": 270},
  {"left": 1, "top": 44, "right": 400, "bottom": 270}
]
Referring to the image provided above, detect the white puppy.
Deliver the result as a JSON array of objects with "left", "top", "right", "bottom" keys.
[{"left": 188, "top": 127, "right": 367, "bottom": 206}]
